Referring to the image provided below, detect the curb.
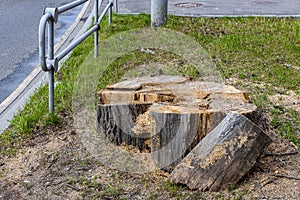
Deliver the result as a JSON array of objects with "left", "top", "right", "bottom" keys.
[{"left": 0, "top": 0, "right": 94, "bottom": 133}]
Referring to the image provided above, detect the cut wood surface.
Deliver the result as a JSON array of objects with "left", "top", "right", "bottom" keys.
[
  {"left": 169, "top": 112, "right": 272, "bottom": 191},
  {"left": 106, "top": 76, "right": 187, "bottom": 90},
  {"left": 97, "top": 76, "right": 260, "bottom": 169}
]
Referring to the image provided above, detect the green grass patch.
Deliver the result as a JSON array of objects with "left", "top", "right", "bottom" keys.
[
  {"left": 96, "top": 49, "right": 198, "bottom": 91},
  {"left": 1, "top": 14, "right": 299, "bottom": 156}
]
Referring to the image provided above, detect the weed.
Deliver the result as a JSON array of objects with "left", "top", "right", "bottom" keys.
[
  {"left": 100, "top": 183, "right": 122, "bottom": 199},
  {"left": 162, "top": 182, "right": 189, "bottom": 198}
]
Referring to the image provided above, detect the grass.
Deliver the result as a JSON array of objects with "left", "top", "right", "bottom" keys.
[{"left": 0, "top": 12, "right": 299, "bottom": 179}]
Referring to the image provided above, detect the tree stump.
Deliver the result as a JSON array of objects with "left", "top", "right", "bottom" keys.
[
  {"left": 170, "top": 112, "right": 272, "bottom": 191},
  {"left": 97, "top": 76, "right": 259, "bottom": 169},
  {"left": 97, "top": 76, "right": 187, "bottom": 151}
]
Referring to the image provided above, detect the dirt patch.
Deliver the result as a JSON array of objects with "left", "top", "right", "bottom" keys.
[
  {"left": 0, "top": 111, "right": 299, "bottom": 199},
  {"left": 269, "top": 90, "right": 300, "bottom": 112}
]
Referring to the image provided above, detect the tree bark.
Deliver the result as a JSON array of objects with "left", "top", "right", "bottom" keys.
[
  {"left": 97, "top": 76, "right": 260, "bottom": 168},
  {"left": 149, "top": 106, "right": 227, "bottom": 170},
  {"left": 170, "top": 112, "right": 272, "bottom": 191},
  {"left": 97, "top": 103, "right": 152, "bottom": 150}
]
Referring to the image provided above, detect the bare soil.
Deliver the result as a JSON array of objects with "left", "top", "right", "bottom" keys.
[{"left": 0, "top": 110, "right": 299, "bottom": 199}]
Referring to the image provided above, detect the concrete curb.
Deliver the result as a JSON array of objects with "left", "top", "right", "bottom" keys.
[
  {"left": 2, "top": 0, "right": 297, "bottom": 133},
  {"left": 0, "top": 0, "right": 94, "bottom": 133}
]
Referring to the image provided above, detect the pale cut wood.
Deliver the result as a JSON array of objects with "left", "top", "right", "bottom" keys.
[
  {"left": 98, "top": 89, "right": 176, "bottom": 104},
  {"left": 170, "top": 112, "right": 271, "bottom": 191},
  {"left": 106, "top": 75, "right": 188, "bottom": 90}
]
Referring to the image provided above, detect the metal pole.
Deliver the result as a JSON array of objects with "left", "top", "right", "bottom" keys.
[
  {"left": 109, "top": 0, "right": 113, "bottom": 25},
  {"left": 94, "top": 0, "right": 99, "bottom": 58},
  {"left": 39, "top": 13, "right": 52, "bottom": 71},
  {"left": 48, "top": 20, "right": 55, "bottom": 112},
  {"left": 48, "top": 71, "right": 55, "bottom": 112},
  {"left": 115, "top": 0, "right": 118, "bottom": 13},
  {"left": 97, "top": 3, "right": 112, "bottom": 23},
  {"left": 56, "top": 25, "right": 99, "bottom": 61},
  {"left": 57, "top": 0, "right": 88, "bottom": 14},
  {"left": 151, "top": 0, "right": 168, "bottom": 27}
]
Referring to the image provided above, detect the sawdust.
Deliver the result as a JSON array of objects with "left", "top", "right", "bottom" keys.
[
  {"left": 269, "top": 90, "right": 300, "bottom": 112},
  {"left": 0, "top": 111, "right": 299, "bottom": 199}
]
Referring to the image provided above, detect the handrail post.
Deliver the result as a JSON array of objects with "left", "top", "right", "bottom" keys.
[
  {"left": 38, "top": 0, "right": 114, "bottom": 113},
  {"left": 48, "top": 71, "right": 55, "bottom": 113},
  {"left": 48, "top": 19, "right": 55, "bottom": 112},
  {"left": 109, "top": 0, "right": 113, "bottom": 25},
  {"left": 39, "top": 13, "right": 51, "bottom": 72},
  {"left": 94, "top": 0, "right": 99, "bottom": 58},
  {"left": 115, "top": 0, "right": 118, "bottom": 13}
]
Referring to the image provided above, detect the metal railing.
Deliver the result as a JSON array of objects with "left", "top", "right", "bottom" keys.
[{"left": 39, "top": 0, "right": 115, "bottom": 112}]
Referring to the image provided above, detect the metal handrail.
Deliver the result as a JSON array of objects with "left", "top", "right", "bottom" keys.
[
  {"left": 38, "top": 13, "right": 53, "bottom": 72},
  {"left": 58, "top": 0, "right": 89, "bottom": 14},
  {"left": 38, "top": 0, "right": 115, "bottom": 112}
]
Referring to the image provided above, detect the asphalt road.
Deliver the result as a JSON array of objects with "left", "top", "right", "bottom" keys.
[
  {"left": 0, "top": 0, "right": 82, "bottom": 102},
  {"left": 1, "top": 0, "right": 299, "bottom": 103},
  {"left": 117, "top": 0, "right": 300, "bottom": 16}
]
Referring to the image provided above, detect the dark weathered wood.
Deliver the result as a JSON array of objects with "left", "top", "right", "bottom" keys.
[
  {"left": 97, "top": 76, "right": 189, "bottom": 150},
  {"left": 97, "top": 103, "right": 152, "bottom": 150},
  {"left": 169, "top": 112, "right": 272, "bottom": 191},
  {"left": 149, "top": 106, "right": 226, "bottom": 171}
]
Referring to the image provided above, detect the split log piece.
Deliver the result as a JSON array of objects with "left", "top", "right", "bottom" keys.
[{"left": 170, "top": 112, "right": 272, "bottom": 191}]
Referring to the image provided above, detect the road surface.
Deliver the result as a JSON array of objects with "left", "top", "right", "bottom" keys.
[
  {"left": 0, "top": 0, "right": 82, "bottom": 102},
  {"left": 117, "top": 0, "right": 300, "bottom": 16}
]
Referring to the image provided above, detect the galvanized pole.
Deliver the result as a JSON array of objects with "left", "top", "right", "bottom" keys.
[
  {"left": 94, "top": 0, "right": 99, "bottom": 58},
  {"left": 48, "top": 20, "right": 55, "bottom": 112},
  {"left": 109, "top": 0, "right": 113, "bottom": 25},
  {"left": 114, "top": 0, "right": 118, "bottom": 13},
  {"left": 151, "top": 0, "right": 168, "bottom": 27},
  {"left": 48, "top": 71, "right": 55, "bottom": 112}
]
